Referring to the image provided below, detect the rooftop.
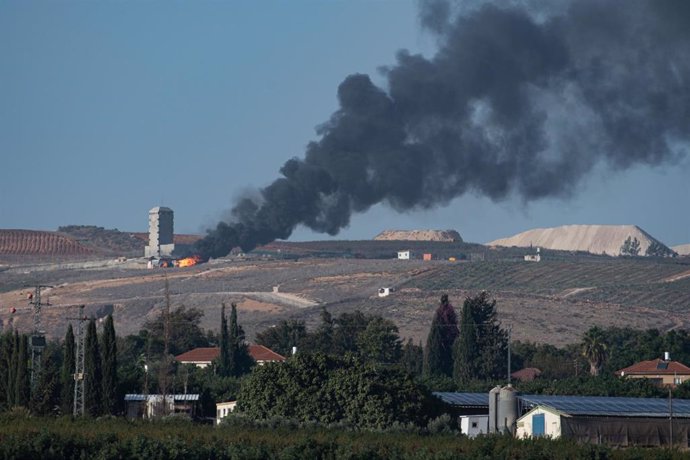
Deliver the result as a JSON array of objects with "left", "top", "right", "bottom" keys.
[
  {"left": 175, "top": 345, "right": 285, "bottom": 364},
  {"left": 616, "top": 358, "right": 690, "bottom": 376}
]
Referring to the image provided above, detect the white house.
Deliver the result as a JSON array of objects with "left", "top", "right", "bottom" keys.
[
  {"left": 216, "top": 400, "right": 237, "bottom": 425},
  {"left": 397, "top": 250, "right": 410, "bottom": 260}
]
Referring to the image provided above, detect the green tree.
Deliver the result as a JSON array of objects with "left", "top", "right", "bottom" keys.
[
  {"left": 238, "top": 353, "right": 438, "bottom": 430},
  {"left": 620, "top": 236, "right": 641, "bottom": 256},
  {"left": 356, "top": 317, "right": 402, "bottom": 364},
  {"left": 30, "top": 345, "right": 60, "bottom": 415},
  {"left": 453, "top": 292, "right": 508, "bottom": 383},
  {"left": 142, "top": 305, "right": 210, "bottom": 357},
  {"left": 400, "top": 339, "right": 424, "bottom": 377},
  {"left": 0, "top": 331, "right": 15, "bottom": 408},
  {"left": 582, "top": 327, "right": 608, "bottom": 376},
  {"left": 101, "top": 315, "right": 118, "bottom": 415},
  {"left": 424, "top": 294, "right": 459, "bottom": 377},
  {"left": 217, "top": 303, "right": 231, "bottom": 377},
  {"left": 60, "top": 325, "right": 75, "bottom": 414},
  {"left": 15, "top": 334, "right": 30, "bottom": 407},
  {"left": 645, "top": 240, "right": 675, "bottom": 257},
  {"left": 227, "top": 303, "right": 252, "bottom": 377},
  {"left": 255, "top": 319, "right": 307, "bottom": 357},
  {"left": 84, "top": 319, "right": 102, "bottom": 416}
]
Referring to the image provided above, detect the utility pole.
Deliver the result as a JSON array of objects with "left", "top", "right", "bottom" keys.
[
  {"left": 67, "top": 305, "right": 87, "bottom": 416},
  {"left": 507, "top": 324, "right": 512, "bottom": 384},
  {"left": 26, "top": 285, "right": 53, "bottom": 391},
  {"left": 160, "top": 277, "right": 172, "bottom": 416}
]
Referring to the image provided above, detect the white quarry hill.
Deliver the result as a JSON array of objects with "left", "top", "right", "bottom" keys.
[
  {"left": 487, "top": 224, "right": 670, "bottom": 256},
  {"left": 374, "top": 229, "right": 462, "bottom": 242},
  {"left": 672, "top": 244, "right": 690, "bottom": 256}
]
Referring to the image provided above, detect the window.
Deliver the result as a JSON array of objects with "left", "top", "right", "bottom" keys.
[{"left": 471, "top": 422, "right": 478, "bottom": 428}]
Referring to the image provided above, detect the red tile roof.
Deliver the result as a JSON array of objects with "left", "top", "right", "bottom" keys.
[
  {"left": 511, "top": 367, "right": 542, "bottom": 382},
  {"left": 616, "top": 358, "right": 690, "bottom": 376},
  {"left": 175, "top": 345, "right": 285, "bottom": 364}
]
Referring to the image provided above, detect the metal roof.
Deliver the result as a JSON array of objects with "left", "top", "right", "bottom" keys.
[
  {"left": 520, "top": 395, "right": 690, "bottom": 418},
  {"left": 124, "top": 394, "right": 199, "bottom": 401},
  {"left": 433, "top": 392, "right": 488, "bottom": 407},
  {"left": 433, "top": 392, "right": 690, "bottom": 418}
]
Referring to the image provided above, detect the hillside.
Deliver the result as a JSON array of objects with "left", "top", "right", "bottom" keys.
[
  {"left": 1, "top": 248, "right": 689, "bottom": 347},
  {"left": 673, "top": 244, "right": 690, "bottom": 256},
  {"left": 488, "top": 224, "right": 673, "bottom": 257},
  {"left": 374, "top": 229, "right": 462, "bottom": 242},
  {"left": 0, "top": 229, "right": 95, "bottom": 257}
]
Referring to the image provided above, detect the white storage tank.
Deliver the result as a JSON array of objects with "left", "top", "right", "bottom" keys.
[
  {"left": 498, "top": 385, "right": 518, "bottom": 435},
  {"left": 488, "top": 385, "right": 501, "bottom": 434}
]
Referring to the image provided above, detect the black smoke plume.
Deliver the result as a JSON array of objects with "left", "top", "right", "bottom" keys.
[{"left": 195, "top": 0, "right": 690, "bottom": 259}]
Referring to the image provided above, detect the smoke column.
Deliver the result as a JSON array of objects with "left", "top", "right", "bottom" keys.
[{"left": 195, "top": 0, "right": 690, "bottom": 259}]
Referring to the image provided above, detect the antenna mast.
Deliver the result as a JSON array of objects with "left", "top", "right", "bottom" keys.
[
  {"left": 27, "top": 285, "right": 53, "bottom": 391},
  {"left": 67, "top": 305, "right": 87, "bottom": 416}
]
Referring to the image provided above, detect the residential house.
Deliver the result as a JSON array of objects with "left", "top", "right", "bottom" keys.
[
  {"left": 615, "top": 356, "right": 690, "bottom": 387},
  {"left": 175, "top": 344, "right": 286, "bottom": 368},
  {"left": 216, "top": 400, "right": 238, "bottom": 425}
]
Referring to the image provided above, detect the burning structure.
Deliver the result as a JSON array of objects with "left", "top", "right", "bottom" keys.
[
  {"left": 144, "top": 206, "right": 175, "bottom": 258},
  {"left": 194, "top": 0, "right": 690, "bottom": 260}
]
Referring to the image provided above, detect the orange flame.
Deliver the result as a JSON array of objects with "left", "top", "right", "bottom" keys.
[{"left": 175, "top": 255, "right": 202, "bottom": 268}]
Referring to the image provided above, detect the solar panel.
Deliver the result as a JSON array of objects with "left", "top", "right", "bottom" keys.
[
  {"left": 431, "top": 392, "right": 690, "bottom": 418},
  {"left": 657, "top": 362, "right": 669, "bottom": 370},
  {"left": 433, "top": 392, "right": 488, "bottom": 407},
  {"left": 520, "top": 394, "right": 690, "bottom": 418}
]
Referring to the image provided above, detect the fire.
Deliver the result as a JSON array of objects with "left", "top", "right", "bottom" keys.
[{"left": 175, "top": 255, "right": 202, "bottom": 268}]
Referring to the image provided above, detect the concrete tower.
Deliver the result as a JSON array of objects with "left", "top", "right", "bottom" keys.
[{"left": 144, "top": 206, "right": 175, "bottom": 258}]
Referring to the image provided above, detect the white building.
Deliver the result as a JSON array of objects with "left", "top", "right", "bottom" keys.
[
  {"left": 216, "top": 401, "right": 237, "bottom": 425},
  {"left": 397, "top": 250, "right": 410, "bottom": 260},
  {"left": 460, "top": 415, "right": 489, "bottom": 438},
  {"left": 516, "top": 406, "right": 563, "bottom": 439}
]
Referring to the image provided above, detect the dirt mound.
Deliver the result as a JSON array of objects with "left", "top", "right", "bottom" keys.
[
  {"left": 672, "top": 244, "right": 690, "bottom": 256},
  {"left": 0, "top": 229, "right": 95, "bottom": 256},
  {"left": 374, "top": 229, "right": 462, "bottom": 242},
  {"left": 487, "top": 224, "right": 670, "bottom": 256}
]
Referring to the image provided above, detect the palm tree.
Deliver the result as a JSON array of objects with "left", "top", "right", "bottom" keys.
[{"left": 581, "top": 327, "right": 608, "bottom": 376}]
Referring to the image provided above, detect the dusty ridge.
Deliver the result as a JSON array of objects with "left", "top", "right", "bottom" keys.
[
  {"left": 672, "top": 244, "right": 690, "bottom": 256},
  {"left": 0, "top": 229, "right": 95, "bottom": 256},
  {"left": 487, "top": 224, "right": 667, "bottom": 256},
  {"left": 374, "top": 229, "right": 462, "bottom": 242}
]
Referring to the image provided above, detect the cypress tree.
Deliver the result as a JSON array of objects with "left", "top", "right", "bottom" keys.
[
  {"left": 60, "top": 324, "right": 75, "bottom": 414},
  {"left": 31, "top": 347, "right": 60, "bottom": 415},
  {"left": 15, "top": 334, "right": 30, "bottom": 407},
  {"left": 228, "top": 303, "right": 252, "bottom": 377},
  {"left": 424, "top": 294, "right": 458, "bottom": 377},
  {"left": 453, "top": 299, "right": 478, "bottom": 384},
  {"left": 101, "top": 315, "right": 117, "bottom": 415},
  {"left": 218, "top": 303, "right": 231, "bottom": 377},
  {"left": 84, "top": 319, "right": 102, "bottom": 416},
  {"left": 0, "top": 331, "right": 14, "bottom": 408},
  {"left": 453, "top": 292, "right": 508, "bottom": 383}
]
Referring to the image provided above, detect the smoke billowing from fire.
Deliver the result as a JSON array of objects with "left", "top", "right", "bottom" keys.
[{"left": 195, "top": 0, "right": 690, "bottom": 259}]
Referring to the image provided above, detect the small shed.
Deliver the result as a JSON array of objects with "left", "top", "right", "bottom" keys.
[
  {"left": 124, "top": 394, "right": 200, "bottom": 419},
  {"left": 460, "top": 415, "right": 489, "bottom": 438},
  {"left": 423, "top": 253, "right": 432, "bottom": 261},
  {"left": 397, "top": 250, "right": 410, "bottom": 260}
]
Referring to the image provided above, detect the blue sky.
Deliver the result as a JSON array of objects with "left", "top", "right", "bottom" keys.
[{"left": 1, "top": 1, "right": 689, "bottom": 246}]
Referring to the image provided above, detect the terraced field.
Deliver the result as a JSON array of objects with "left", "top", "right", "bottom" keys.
[{"left": 0, "top": 230, "right": 95, "bottom": 256}]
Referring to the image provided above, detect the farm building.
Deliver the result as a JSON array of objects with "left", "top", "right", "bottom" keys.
[
  {"left": 459, "top": 415, "right": 489, "bottom": 438},
  {"left": 615, "top": 355, "right": 690, "bottom": 387},
  {"left": 175, "top": 344, "right": 285, "bottom": 368},
  {"left": 397, "top": 250, "right": 410, "bottom": 260},
  {"left": 516, "top": 394, "right": 690, "bottom": 447},
  {"left": 436, "top": 391, "right": 690, "bottom": 447},
  {"left": 124, "top": 394, "right": 199, "bottom": 419}
]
